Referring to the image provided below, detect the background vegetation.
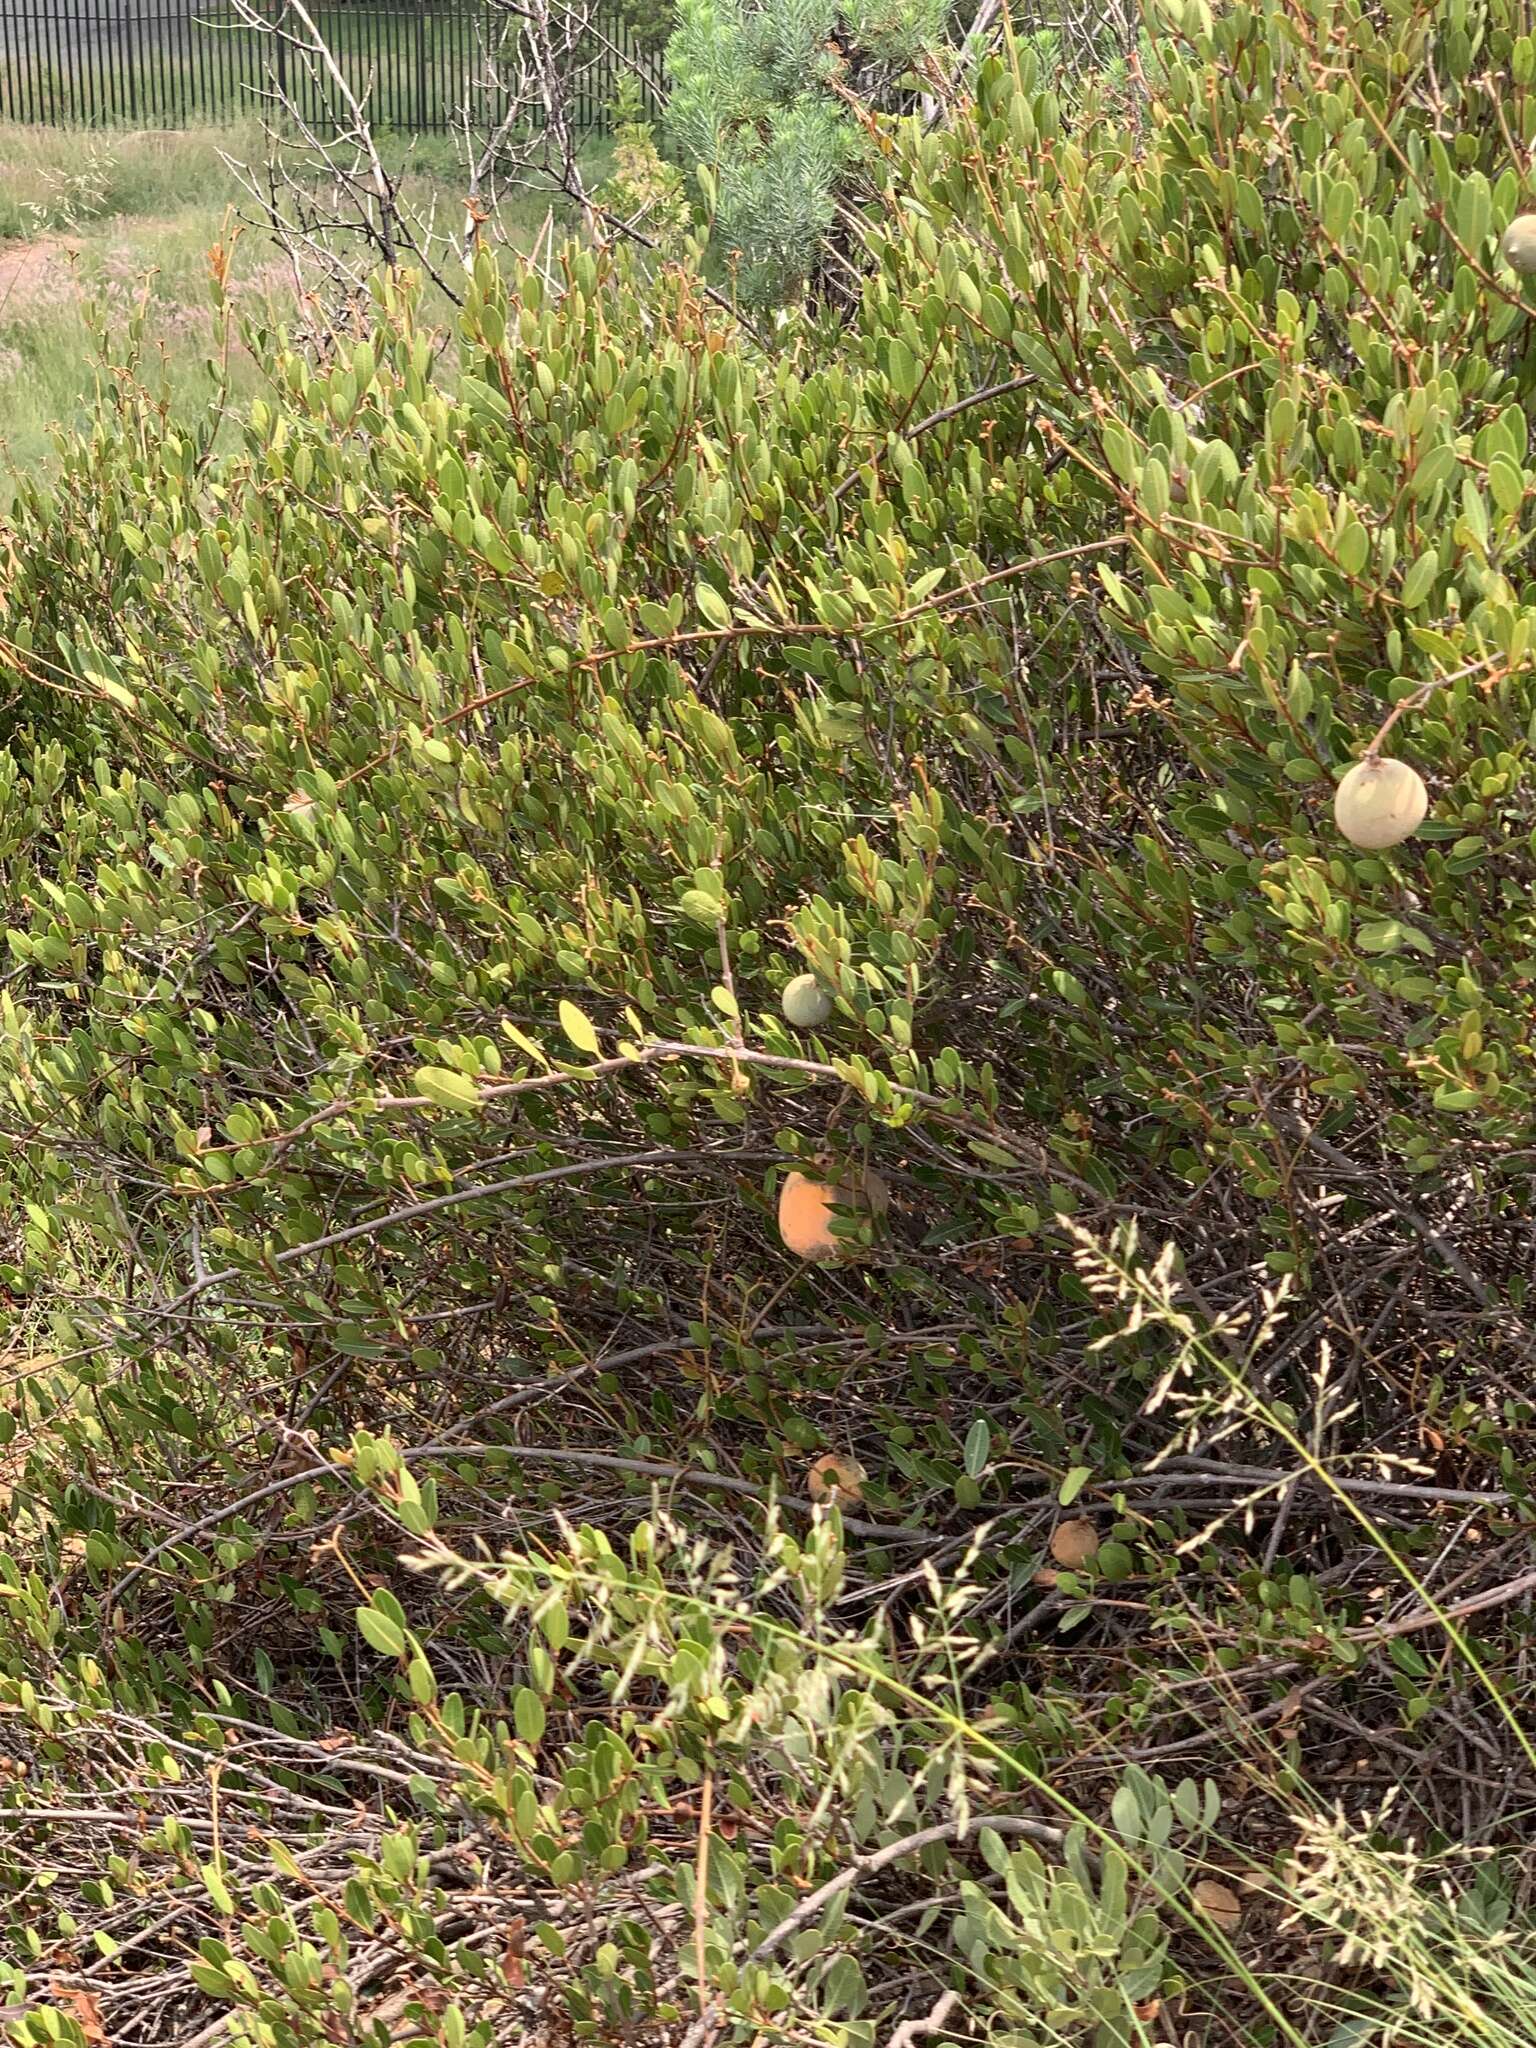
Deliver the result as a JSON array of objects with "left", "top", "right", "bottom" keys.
[
  {"left": 0, "top": 126, "right": 276, "bottom": 489},
  {"left": 0, "top": 124, "right": 605, "bottom": 492},
  {"left": 3, "top": 0, "right": 1536, "bottom": 2044}
]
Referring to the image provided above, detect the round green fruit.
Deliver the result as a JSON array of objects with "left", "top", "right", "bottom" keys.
[{"left": 781, "top": 973, "right": 833, "bottom": 1028}]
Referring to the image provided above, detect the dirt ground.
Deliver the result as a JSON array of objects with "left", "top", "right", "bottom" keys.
[{"left": 0, "top": 234, "right": 80, "bottom": 316}]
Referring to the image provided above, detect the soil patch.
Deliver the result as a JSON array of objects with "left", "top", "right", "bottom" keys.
[{"left": 0, "top": 234, "right": 81, "bottom": 316}]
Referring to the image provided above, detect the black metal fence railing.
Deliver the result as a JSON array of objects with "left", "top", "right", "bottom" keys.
[{"left": 0, "top": 0, "right": 663, "bottom": 133}]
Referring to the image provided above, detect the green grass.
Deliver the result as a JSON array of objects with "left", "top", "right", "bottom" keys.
[
  {"left": 0, "top": 125, "right": 274, "bottom": 485},
  {"left": 0, "top": 121, "right": 263, "bottom": 240},
  {"left": 0, "top": 121, "right": 607, "bottom": 494}
]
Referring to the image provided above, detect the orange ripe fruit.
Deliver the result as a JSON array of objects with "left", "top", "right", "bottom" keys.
[
  {"left": 777, "top": 1163, "right": 893, "bottom": 1260},
  {"left": 778, "top": 1172, "right": 841, "bottom": 1259}
]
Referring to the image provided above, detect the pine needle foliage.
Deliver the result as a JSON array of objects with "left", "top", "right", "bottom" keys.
[{"left": 664, "top": 0, "right": 944, "bottom": 306}]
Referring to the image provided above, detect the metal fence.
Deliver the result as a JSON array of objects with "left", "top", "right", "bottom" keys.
[{"left": 0, "top": 0, "right": 662, "bottom": 132}]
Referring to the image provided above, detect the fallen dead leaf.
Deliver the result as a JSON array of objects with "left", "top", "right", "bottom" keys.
[
  {"left": 48, "top": 1988, "right": 105, "bottom": 2047},
  {"left": 503, "top": 1915, "right": 527, "bottom": 1990}
]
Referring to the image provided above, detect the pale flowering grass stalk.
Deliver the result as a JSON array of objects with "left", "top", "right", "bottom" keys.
[
  {"left": 1279, "top": 1796, "right": 1536, "bottom": 2045},
  {"left": 1066, "top": 1218, "right": 1536, "bottom": 2041}
]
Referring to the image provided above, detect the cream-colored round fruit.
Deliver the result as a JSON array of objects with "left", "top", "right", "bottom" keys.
[
  {"left": 1333, "top": 756, "right": 1428, "bottom": 850},
  {"left": 781, "top": 973, "right": 833, "bottom": 1029},
  {"left": 1503, "top": 214, "right": 1536, "bottom": 275}
]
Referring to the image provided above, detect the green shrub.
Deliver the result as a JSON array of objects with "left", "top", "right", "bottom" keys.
[
  {"left": 4, "top": 0, "right": 1536, "bottom": 2039},
  {"left": 596, "top": 74, "right": 693, "bottom": 255}
]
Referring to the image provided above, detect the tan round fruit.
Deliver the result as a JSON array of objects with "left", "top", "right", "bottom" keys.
[
  {"left": 1332, "top": 755, "right": 1428, "bottom": 850},
  {"left": 1049, "top": 1517, "right": 1100, "bottom": 1568},
  {"left": 781, "top": 973, "right": 834, "bottom": 1029},
  {"left": 808, "top": 1453, "right": 865, "bottom": 1503},
  {"left": 1192, "top": 1878, "right": 1243, "bottom": 1933},
  {"left": 1503, "top": 214, "right": 1536, "bottom": 274}
]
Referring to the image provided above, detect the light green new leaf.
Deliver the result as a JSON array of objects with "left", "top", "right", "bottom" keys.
[
  {"left": 357, "top": 1606, "right": 407, "bottom": 1658},
  {"left": 558, "top": 1001, "right": 601, "bottom": 1056},
  {"left": 413, "top": 1066, "right": 482, "bottom": 1110}
]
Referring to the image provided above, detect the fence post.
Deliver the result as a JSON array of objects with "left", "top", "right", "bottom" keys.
[
  {"left": 417, "top": 0, "right": 428, "bottom": 131},
  {"left": 0, "top": 0, "right": 652, "bottom": 135}
]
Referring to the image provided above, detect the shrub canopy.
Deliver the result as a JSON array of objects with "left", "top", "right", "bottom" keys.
[{"left": 3, "top": 0, "right": 1536, "bottom": 2039}]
